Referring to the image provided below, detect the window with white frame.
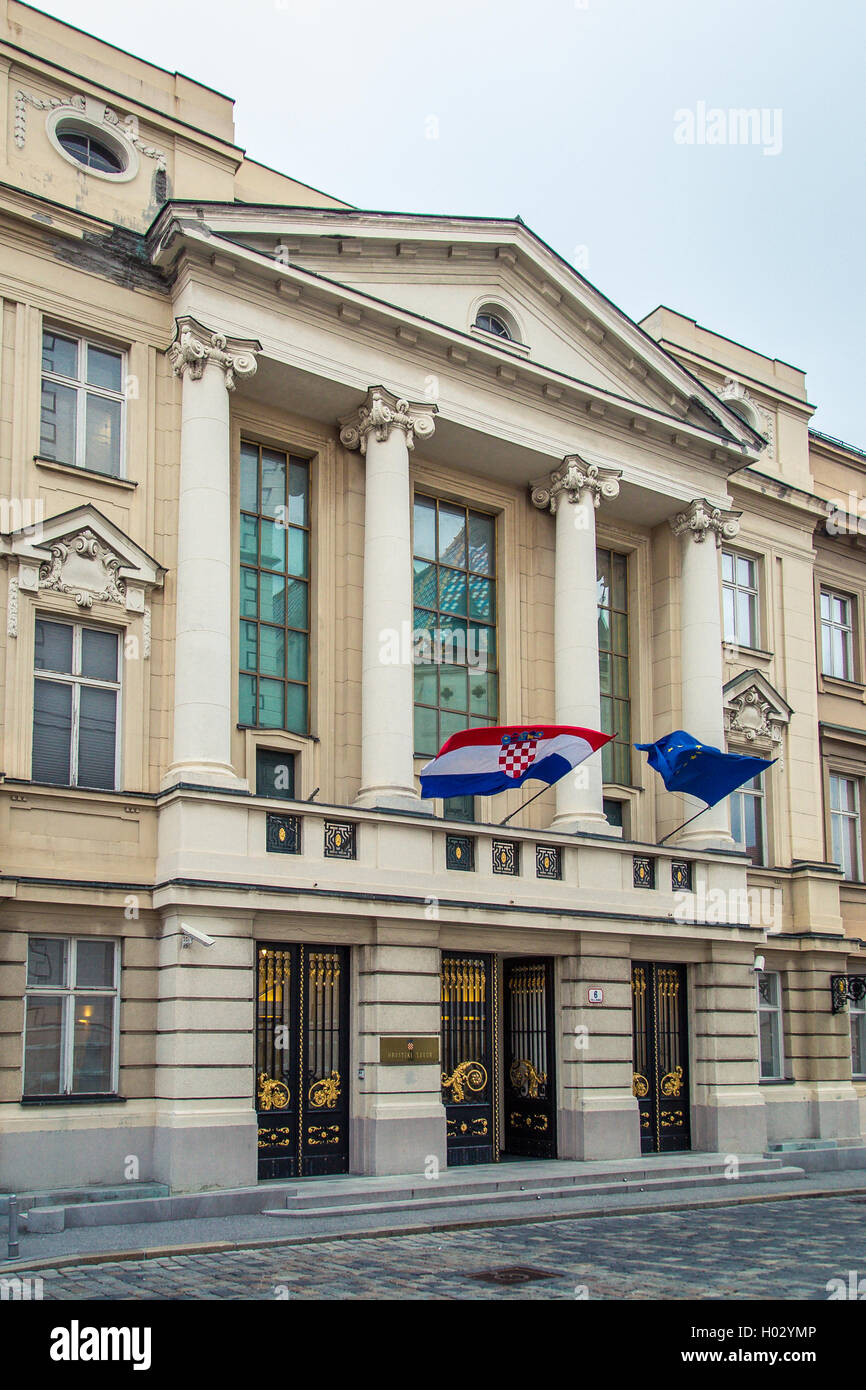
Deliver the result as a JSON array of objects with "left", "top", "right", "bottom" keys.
[
  {"left": 851, "top": 993, "right": 866, "bottom": 1077},
  {"left": 730, "top": 774, "right": 766, "bottom": 866},
  {"left": 32, "top": 617, "right": 121, "bottom": 790},
  {"left": 757, "top": 970, "right": 784, "bottom": 1080},
  {"left": 830, "top": 773, "right": 863, "bottom": 881},
  {"left": 23, "top": 936, "right": 119, "bottom": 1097},
  {"left": 722, "top": 550, "right": 760, "bottom": 648},
  {"left": 40, "top": 327, "right": 125, "bottom": 477},
  {"left": 820, "top": 590, "right": 855, "bottom": 681}
]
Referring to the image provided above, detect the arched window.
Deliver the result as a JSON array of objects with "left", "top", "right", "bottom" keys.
[{"left": 474, "top": 309, "right": 512, "bottom": 340}]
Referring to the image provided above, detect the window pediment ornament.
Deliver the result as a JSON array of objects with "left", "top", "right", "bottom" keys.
[
  {"left": 167, "top": 317, "right": 260, "bottom": 392},
  {"left": 2, "top": 504, "right": 163, "bottom": 635},
  {"left": 670, "top": 497, "right": 741, "bottom": 547},
  {"left": 14, "top": 90, "right": 166, "bottom": 167},
  {"left": 38, "top": 528, "right": 126, "bottom": 609},
  {"left": 723, "top": 672, "right": 791, "bottom": 760},
  {"left": 339, "top": 385, "right": 437, "bottom": 454},
  {"left": 530, "top": 454, "right": 622, "bottom": 513}
]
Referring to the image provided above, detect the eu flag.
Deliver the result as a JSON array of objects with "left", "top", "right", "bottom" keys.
[{"left": 635, "top": 730, "right": 774, "bottom": 807}]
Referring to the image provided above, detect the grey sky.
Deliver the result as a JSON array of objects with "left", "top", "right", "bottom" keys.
[{"left": 33, "top": 0, "right": 865, "bottom": 444}]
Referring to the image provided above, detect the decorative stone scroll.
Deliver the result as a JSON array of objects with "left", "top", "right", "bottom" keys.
[
  {"left": 38, "top": 528, "right": 126, "bottom": 609},
  {"left": 530, "top": 454, "right": 622, "bottom": 514},
  {"left": 339, "top": 386, "right": 437, "bottom": 454},
  {"left": 670, "top": 498, "right": 741, "bottom": 547},
  {"left": 167, "top": 317, "right": 259, "bottom": 393}
]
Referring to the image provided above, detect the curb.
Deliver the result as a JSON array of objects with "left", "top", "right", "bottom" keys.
[{"left": 2, "top": 1181, "right": 865, "bottom": 1276}]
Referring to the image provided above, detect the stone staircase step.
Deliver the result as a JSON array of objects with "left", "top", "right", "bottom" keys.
[{"left": 261, "top": 1164, "right": 806, "bottom": 1219}]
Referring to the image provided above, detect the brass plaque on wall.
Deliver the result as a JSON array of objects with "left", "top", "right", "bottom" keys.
[{"left": 379, "top": 1036, "right": 440, "bottom": 1065}]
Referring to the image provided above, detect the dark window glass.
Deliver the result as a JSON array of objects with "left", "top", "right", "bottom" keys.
[
  {"left": 57, "top": 130, "right": 124, "bottom": 174},
  {"left": 413, "top": 495, "right": 498, "bottom": 758},
  {"left": 444, "top": 795, "right": 475, "bottom": 823},
  {"left": 32, "top": 678, "right": 72, "bottom": 784},
  {"left": 597, "top": 548, "right": 631, "bottom": 785},
  {"left": 603, "top": 798, "right": 624, "bottom": 828},
  {"left": 239, "top": 442, "right": 310, "bottom": 734},
  {"left": 256, "top": 748, "right": 296, "bottom": 800},
  {"left": 77, "top": 685, "right": 117, "bottom": 788}
]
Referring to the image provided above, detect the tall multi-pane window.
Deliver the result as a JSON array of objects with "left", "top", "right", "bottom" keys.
[
  {"left": 820, "top": 590, "right": 855, "bottom": 680},
  {"left": 830, "top": 773, "right": 863, "bottom": 881},
  {"left": 722, "top": 550, "right": 759, "bottom": 648},
  {"left": 32, "top": 617, "right": 120, "bottom": 790},
  {"left": 23, "top": 936, "right": 119, "bottom": 1097},
  {"left": 597, "top": 548, "right": 630, "bottom": 785},
  {"left": 730, "top": 774, "right": 766, "bottom": 865},
  {"left": 757, "top": 971, "right": 784, "bottom": 1080},
  {"left": 412, "top": 495, "right": 497, "bottom": 757},
  {"left": 40, "top": 328, "right": 125, "bottom": 477},
  {"left": 239, "top": 441, "right": 310, "bottom": 734}
]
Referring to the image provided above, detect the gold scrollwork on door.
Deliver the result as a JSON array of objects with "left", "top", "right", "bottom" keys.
[
  {"left": 446, "top": 1117, "right": 489, "bottom": 1137},
  {"left": 632, "top": 1072, "right": 649, "bottom": 1099},
  {"left": 660, "top": 1065, "right": 684, "bottom": 1097},
  {"left": 257, "top": 1072, "right": 290, "bottom": 1110},
  {"left": 441, "top": 1060, "right": 488, "bottom": 1102},
  {"left": 508, "top": 1111, "right": 548, "bottom": 1132},
  {"left": 307, "top": 1124, "right": 341, "bottom": 1146},
  {"left": 258, "top": 1126, "right": 293, "bottom": 1148},
  {"left": 308, "top": 1070, "right": 341, "bottom": 1109},
  {"left": 509, "top": 1057, "right": 547, "bottom": 1098}
]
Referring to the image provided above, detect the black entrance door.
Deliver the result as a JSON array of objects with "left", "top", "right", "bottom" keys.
[
  {"left": 631, "top": 962, "right": 690, "bottom": 1154},
  {"left": 256, "top": 943, "right": 349, "bottom": 1178},
  {"left": 440, "top": 952, "right": 497, "bottom": 1165},
  {"left": 503, "top": 959, "right": 557, "bottom": 1158}
]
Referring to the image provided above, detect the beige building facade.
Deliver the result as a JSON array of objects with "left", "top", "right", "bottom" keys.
[{"left": 0, "top": 2, "right": 864, "bottom": 1196}]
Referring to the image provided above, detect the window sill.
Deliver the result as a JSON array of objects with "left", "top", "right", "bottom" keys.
[
  {"left": 34, "top": 457, "right": 136, "bottom": 490},
  {"left": 468, "top": 326, "right": 530, "bottom": 357},
  {"left": 20, "top": 1093, "right": 126, "bottom": 1106},
  {"left": 722, "top": 642, "right": 773, "bottom": 663},
  {"left": 819, "top": 673, "right": 866, "bottom": 699}
]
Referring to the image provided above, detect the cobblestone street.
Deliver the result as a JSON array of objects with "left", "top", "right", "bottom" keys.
[{"left": 11, "top": 1196, "right": 866, "bottom": 1300}]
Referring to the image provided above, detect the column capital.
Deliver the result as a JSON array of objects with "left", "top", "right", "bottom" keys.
[
  {"left": 167, "top": 315, "right": 260, "bottom": 392},
  {"left": 670, "top": 498, "right": 741, "bottom": 546},
  {"left": 530, "top": 454, "right": 622, "bottom": 514},
  {"left": 338, "top": 385, "right": 437, "bottom": 454}
]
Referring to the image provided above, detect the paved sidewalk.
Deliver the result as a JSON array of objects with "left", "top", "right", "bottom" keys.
[
  {"left": 5, "top": 1195, "right": 866, "bottom": 1299},
  {"left": 2, "top": 1168, "right": 866, "bottom": 1273}
]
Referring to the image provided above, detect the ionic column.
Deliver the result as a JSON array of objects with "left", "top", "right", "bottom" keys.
[
  {"left": 340, "top": 386, "right": 437, "bottom": 811},
  {"left": 669, "top": 498, "right": 741, "bottom": 847},
  {"left": 531, "top": 455, "right": 621, "bottom": 833},
  {"left": 164, "top": 317, "right": 259, "bottom": 788}
]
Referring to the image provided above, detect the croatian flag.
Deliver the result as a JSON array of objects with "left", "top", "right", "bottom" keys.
[{"left": 419, "top": 723, "right": 613, "bottom": 800}]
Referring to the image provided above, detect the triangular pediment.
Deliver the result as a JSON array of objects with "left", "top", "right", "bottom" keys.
[
  {"left": 153, "top": 204, "right": 765, "bottom": 456},
  {"left": 1, "top": 504, "right": 163, "bottom": 611},
  {"left": 723, "top": 669, "right": 792, "bottom": 754}
]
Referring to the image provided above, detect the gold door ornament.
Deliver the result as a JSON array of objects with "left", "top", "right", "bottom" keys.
[
  {"left": 309, "top": 1070, "right": 341, "bottom": 1109},
  {"left": 441, "top": 1059, "right": 488, "bottom": 1101},
  {"left": 510, "top": 1057, "right": 547, "bottom": 1098},
  {"left": 257, "top": 1073, "right": 290, "bottom": 1110},
  {"left": 632, "top": 1072, "right": 649, "bottom": 1098},
  {"left": 660, "top": 1065, "right": 684, "bottom": 1098}
]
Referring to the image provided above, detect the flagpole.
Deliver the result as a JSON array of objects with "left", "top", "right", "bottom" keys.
[
  {"left": 498, "top": 784, "right": 549, "bottom": 827},
  {"left": 656, "top": 805, "right": 709, "bottom": 846}
]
